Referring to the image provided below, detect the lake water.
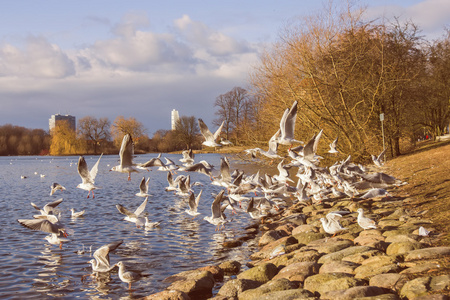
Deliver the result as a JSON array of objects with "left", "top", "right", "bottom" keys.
[{"left": 0, "top": 153, "right": 261, "bottom": 299}]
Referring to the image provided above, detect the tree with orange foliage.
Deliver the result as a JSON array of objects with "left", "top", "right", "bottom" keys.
[{"left": 110, "top": 116, "right": 147, "bottom": 150}]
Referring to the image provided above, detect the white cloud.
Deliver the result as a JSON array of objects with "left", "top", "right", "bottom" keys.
[
  {"left": 0, "top": 13, "right": 258, "bottom": 132},
  {"left": 364, "top": 0, "right": 450, "bottom": 39},
  {"left": 173, "top": 14, "right": 252, "bottom": 56},
  {"left": 0, "top": 36, "right": 75, "bottom": 78}
]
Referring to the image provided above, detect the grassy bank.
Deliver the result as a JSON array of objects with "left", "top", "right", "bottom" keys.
[{"left": 385, "top": 140, "right": 450, "bottom": 246}]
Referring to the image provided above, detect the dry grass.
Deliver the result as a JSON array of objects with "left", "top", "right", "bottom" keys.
[{"left": 386, "top": 140, "right": 450, "bottom": 246}]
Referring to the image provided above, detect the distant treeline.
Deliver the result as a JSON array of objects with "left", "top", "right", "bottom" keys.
[{"left": 0, "top": 124, "right": 50, "bottom": 156}]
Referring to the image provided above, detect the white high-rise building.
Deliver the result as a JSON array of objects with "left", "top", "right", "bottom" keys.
[
  {"left": 49, "top": 114, "right": 76, "bottom": 132},
  {"left": 171, "top": 109, "right": 180, "bottom": 130}
]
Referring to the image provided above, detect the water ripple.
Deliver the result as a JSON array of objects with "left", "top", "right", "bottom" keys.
[{"left": 0, "top": 154, "right": 257, "bottom": 299}]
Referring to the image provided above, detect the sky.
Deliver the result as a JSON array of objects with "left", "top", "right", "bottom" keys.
[{"left": 0, "top": 0, "right": 449, "bottom": 136}]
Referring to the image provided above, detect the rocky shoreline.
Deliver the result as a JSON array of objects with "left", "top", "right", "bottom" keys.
[{"left": 142, "top": 173, "right": 450, "bottom": 300}]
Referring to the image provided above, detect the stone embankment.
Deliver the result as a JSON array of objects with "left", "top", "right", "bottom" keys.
[{"left": 143, "top": 191, "right": 450, "bottom": 300}]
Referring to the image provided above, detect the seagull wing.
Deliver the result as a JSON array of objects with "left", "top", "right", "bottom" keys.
[
  {"left": 134, "top": 197, "right": 148, "bottom": 216},
  {"left": 77, "top": 156, "right": 91, "bottom": 184},
  {"left": 17, "top": 218, "right": 61, "bottom": 234},
  {"left": 94, "top": 240, "right": 122, "bottom": 268},
  {"left": 268, "top": 129, "right": 280, "bottom": 154},
  {"left": 43, "top": 198, "right": 64, "bottom": 214},
  {"left": 120, "top": 134, "right": 134, "bottom": 168},
  {"left": 198, "top": 119, "right": 214, "bottom": 141},
  {"left": 138, "top": 177, "right": 148, "bottom": 194},
  {"left": 282, "top": 101, "right": 298, "bottom": 139},
  {"left": 89, "top": 153, "right": 103, "bottom": 181},
  {"left": 116, "top": 204, "right": 135, "bottom": 218},
  {"left": 313, "top": 129, "right": 323, "bottom": 153},
  {"left": 213, "top": 121, "right": 225, "bottom": 141},
  {"left": 211, "top": 190, "right": 225, "bottom": 218}
]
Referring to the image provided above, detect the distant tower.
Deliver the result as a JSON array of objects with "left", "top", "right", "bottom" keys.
[
  {"left": 171, "top": 109, "right": 180, "bottom": 130},
  {"left": 49, "top": 114, "right": 76, "bottom": 133}
]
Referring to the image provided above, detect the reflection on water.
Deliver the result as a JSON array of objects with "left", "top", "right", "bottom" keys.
[{"left": 0, "top": 153, "right": 258, "bottom": 299}]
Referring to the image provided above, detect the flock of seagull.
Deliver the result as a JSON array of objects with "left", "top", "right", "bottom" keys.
[{"left": 16, "top": 100, "right": 404, "bottom": 291}]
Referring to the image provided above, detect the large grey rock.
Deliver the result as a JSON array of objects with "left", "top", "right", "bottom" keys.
[
  {"left": 319, "top": 260, "right": 359, "bottom": 275},
  {"left": 164, "top": 269, "right": 215, "bottom": 299},
  {"left": 321, "top": 286, "right": 392, "bottom": 300},
  {"left": 250, "top": 236, "right": 298, "bottom": 261},
  {"left": 369, "top": 273, "right": 407, "bottom": 291},
  {"left": 292, "top": 224, "right": 318, "bottom": 235},
  {"left": 293, "top": 232, "right": 328, "bottom": 245},
  {"left": 249, "top": 289, "right": 315, "bottom": 300},
  {"left": 216, "top": 278, "right": 261, "bottom": 298},
  {"left": 399, "top": 275, "right": 450, "bottom": 299},
  {"left": 400, "top": 276, "right": 431, "bottom": 299},
  {"left": 404, "top": 247, "right": 450, "bottom": 262},
  {"left": 304, "top": 237, "right": 354, "bottom": 254},
  {"left": 218, "top": 260, "right": 241, "bottom": 275},
  {"left": 385, "top": 241, "right": 425, "bottom": 255},
  {"left": 272, "top": 261, "right": 320, "bottom": 283},
  {"left": 303, "top": 272, "right": 363, "bottom": 295},
  {"left": 238, "top": 278, "right": 298, "bottom": 300},
  {"left": 318, "top": 246, "right": 372, "bottom": 264},
  {"left": 342, "top": 249, "right": 386, "bottom": 264},
  {"left": 355, "top": 261, "right": 400, "bottom": 279},
  {"left": 142, "top": 290, "right": 191, "bottom": 300},
  {"left": 258, "top": 230, "right": 288, "bottom": 247},
  {"left": 237, "top": 263, "right": 278, "bottom": 284}
]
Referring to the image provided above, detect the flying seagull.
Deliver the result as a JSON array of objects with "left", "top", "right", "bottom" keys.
[
  {"left": 77, "top": 154, "right": 103, "bottom": 198},
  {"left": 198, "top": 119, "right": 224, "bottom": 148}
]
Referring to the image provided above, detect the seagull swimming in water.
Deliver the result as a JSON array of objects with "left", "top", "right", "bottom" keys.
[{"left": 77, "top": 154, "right": 103, "bottom": 198}]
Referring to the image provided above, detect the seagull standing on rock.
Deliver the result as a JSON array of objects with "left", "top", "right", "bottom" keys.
[{"left": 356, "top": 208, "right": 377, "bottom": 230}]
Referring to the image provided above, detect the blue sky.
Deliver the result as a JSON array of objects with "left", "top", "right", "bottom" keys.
[{"left": 0, "top": 0, "right": 449, "bottom": 135}]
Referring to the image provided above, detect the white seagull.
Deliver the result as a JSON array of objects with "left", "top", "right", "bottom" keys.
[
  {"left": 136, "top": 176, "right": 151, "bottom": 197},
  {"left": 356, "top": 208, "right": 377, "bottom": 230},
  {"left": 198, "top": 118, "right": 224, "bottom": 148},
  {"left": 70, "top": 208, "right": 85, "bottom": 218},
  {"left": 371, "top": 149, "right": 386, "bottom": 167},
  {"left": 110, "top": 134, "right": 139, "bottom": 181},
  {"left": 50, "top": 182, "right": 66, "bottom": 196},
  {"left": 185, "top": 190, "right": 203, "bottom": 219},
  {"left": 17, "top": 214, "right": 70, "bottom": 249},
  {"left": 116, "top": 197, "right": 148, "bottom": 227},
  {"left": 116, "top": 261, "right": 147, "bottom": 290},
  {"left": 77, "top": 154, "right": 103, "bottom": 198},
  {"left": 277, "top": 101, "right": 301, "bottom": 145},
  {"left": 30, "top": 198, "right": 63, "bottom": 217},
  {"left": 320, "top": 211, "right": 348, "bottom": 236},
  {"left": 87, "top": 240, "right": 123, "bottom": 275},
  {"left": 204, "top": 190, "right": 228, "bottom": 230},
  {"left": 328, "top": 136, "right": 339, "bottom": 154}
]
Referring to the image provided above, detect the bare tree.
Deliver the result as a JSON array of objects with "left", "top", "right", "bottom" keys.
[
  {"left": 173, "top": 115, "right": 201, "bottom": 149},
  {"left": 78, "top": 116, "right": 111, "bottom": 154},
  {"left": 214, "top": 86, "right": 250, "bottom": 144}
]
